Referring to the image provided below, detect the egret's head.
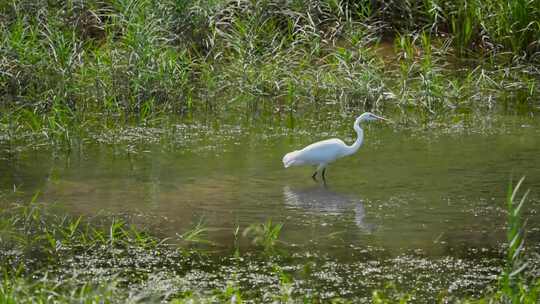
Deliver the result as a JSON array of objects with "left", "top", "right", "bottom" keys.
[{"left": 357, "top": 112, "right": 389, "bottom": 123}]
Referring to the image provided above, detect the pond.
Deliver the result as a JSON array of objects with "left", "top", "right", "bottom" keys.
[{"left": 1, "top": 112, "right": 540, "bottom": 300}]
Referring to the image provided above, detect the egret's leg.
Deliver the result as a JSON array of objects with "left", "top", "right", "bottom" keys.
[
  {"left": 322, "top": 168, "right": 327, "bottom": 181},
  {"left": 313, "top": 164, "right": 326, "bottom": 182}
]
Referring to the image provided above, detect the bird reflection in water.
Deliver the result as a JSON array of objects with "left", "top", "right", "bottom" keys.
[{"left": 283, "top": 185, "right": 375, "bottom": 233}]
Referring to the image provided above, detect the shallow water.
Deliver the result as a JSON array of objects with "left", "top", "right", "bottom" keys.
[
  {"left": 2, "top": 113, "right": 540, "bottom": 261},
  {"left": 2, "top": 113, "right": 540, "bottom": 300}
]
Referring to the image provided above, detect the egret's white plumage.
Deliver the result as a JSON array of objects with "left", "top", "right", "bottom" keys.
[{"left": 282, "top": 112, "right": 388, "bottom": 181}]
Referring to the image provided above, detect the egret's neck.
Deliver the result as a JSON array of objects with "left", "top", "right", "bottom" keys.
[{"left": 345, "top": 119, "right": 364, "bottom": 156}]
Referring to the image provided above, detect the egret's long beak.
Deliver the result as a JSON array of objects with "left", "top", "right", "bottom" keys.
[{"left": 375, "top": 115, "right": 392, "bottom": 123}]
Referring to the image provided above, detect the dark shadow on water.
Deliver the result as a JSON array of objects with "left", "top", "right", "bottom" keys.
[{"left": 283, "top": 185, "right": 375, "bottom": 233}]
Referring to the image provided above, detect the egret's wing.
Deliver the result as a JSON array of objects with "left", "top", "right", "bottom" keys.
[
  {"left": 301, "top": 138, "right": 346, "bottom": 152},
  {"left": 297, "top": 138, "right": 347, "bottom": 163}
]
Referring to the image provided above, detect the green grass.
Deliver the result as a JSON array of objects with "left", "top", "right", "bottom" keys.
[
  {"left": 1, "top": 0, "right": 539, "bottom": 145},
  {"left": 497, "top": 177, "right": 540, "bottom": 303}
]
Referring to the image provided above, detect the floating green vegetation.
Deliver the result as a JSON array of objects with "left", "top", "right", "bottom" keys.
[{"left": 1, "top": 179, "right": 539, "bottom": 303}]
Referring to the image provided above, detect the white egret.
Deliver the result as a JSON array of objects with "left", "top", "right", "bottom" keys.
[{"left": 282, "top": 112, "right": 389, "bottom": 181}]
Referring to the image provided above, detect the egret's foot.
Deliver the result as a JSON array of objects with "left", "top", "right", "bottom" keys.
[{"left": 311, "top": 171, "right": 318, "bottom": 181}]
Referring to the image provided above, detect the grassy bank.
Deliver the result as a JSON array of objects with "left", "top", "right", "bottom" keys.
[
  {"left": 1, "top": 0, "right": 540, "bottom": 139},
  {"left": 1, "top": 180, "right": 539, "bottom": 303}
]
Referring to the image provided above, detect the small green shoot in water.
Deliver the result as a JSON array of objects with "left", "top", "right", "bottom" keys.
[
  {"left": 243, "top": 219, "right": 283, "bottom": 253},
  {"left": 177, "top": 219, "right": 213, "bottom": 245},
  {"left": 109, "top": 218, "right": 125, "bottom": 247},
  {"left": 233, "top": 225, "right": 241, "bottom": 258}
]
